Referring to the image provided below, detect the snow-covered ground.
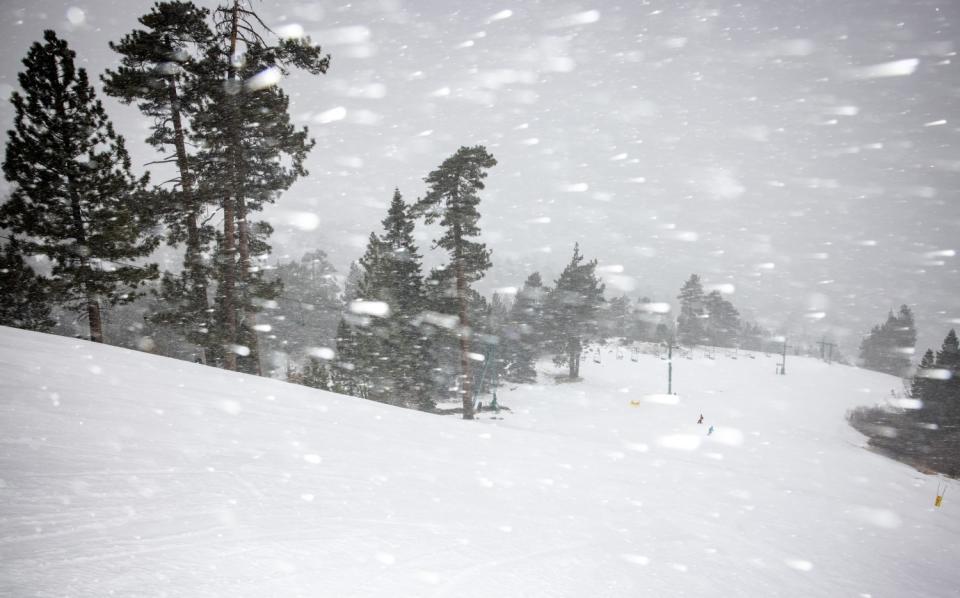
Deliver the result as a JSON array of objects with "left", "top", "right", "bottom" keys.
[{"left": 1, "top": 326, "right": 956, "bottom": 597}]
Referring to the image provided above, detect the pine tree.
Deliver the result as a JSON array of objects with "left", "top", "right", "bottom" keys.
[
  {"left": 676, "top": 274, "right": 706, "bottom": 346},
  {"left": 202, "top": 222, "right": 280, "bottom": 370},
  {"left": 890, "top": 305, "right": 917, "bottom": 375},
  {"left": 334, "top": 261, "right": 369, "bottom": 399},
  {"left": 0, "top": 241, "right": 55, "bottom": 331},
  {"left": 503, "top": 272, "right": 547, "bottom": 383},
  {"left": 343, "top": 232, "right": 391, "bottom": 401},
  {"left": 339, "top": 192, "right": 438, "bottom": 409},
  {"left": 344, "top": 261, "right": 363, "bottom": 304},
  {"left": 196, "top": 0, "right": 330, "bottom": 372},
  {"left": 545, "top": 244, "right": 606, "bottom": 379},
  {"left": 859, "top": 322, "right": 885, "bottom": 371},
  {"left": 0, "top": 30, "right": 159, "bottom": 343},
  {"left": 910, "top": 348, "right": 935, "bottom": 400},
  {"left": 930, "top": 330, "right": 960, "bottom": 426},
  {"left": 412, "top": 146, "right": 497, "bottom": 419},
  {"left": 422, "top": 266, "right": 490, "bottom": 405},
  {"left": 374, "top": 190, "right": 435, "bottom": 409},
  {"left": 912, "top": 330, "right": 960, "bottom": 475},
  {"left": 704, "top": 290, "right": 740, "bottom": 347},
  {"left": 103, "top": 1, "right": 217, "bottom": 360},
  {"left": 859, "top": 306, "right": 916, "bottom": 376}
]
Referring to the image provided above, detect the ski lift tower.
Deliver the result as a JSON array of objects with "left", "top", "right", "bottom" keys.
[
  {"left": 776, "top": 337, "right": 790, "bottom": 375},
  {"left": 662, "top": 339, "right": 679, "bottom": 394}
]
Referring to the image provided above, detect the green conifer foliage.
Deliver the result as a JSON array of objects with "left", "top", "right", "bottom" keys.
[
  {"left": 545, "top": 244, "right": 605, "bottom": 379},
  {"left": 413, "top": 146, "right": 497, "bottom": 419},
  {"left": 341, "top": 191, "right": 436, "bottom": 409},
  {"left": 104, "top": 1, "right": 217, "bottom": 359},
  {"left": 859, "top": 305, "right": 916, "bottom": 376},
  {"left": 194, "top": 1, "right": 330, "bottom": 372},
  {"left": 0, "top": 30, "right": 159, "bottom": 343},
  {"left": 0, "top": 242, "right": 55, "bottom": 331}
]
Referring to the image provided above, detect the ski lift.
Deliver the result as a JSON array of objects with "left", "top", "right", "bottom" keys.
[{"left": 935, "top": 480, "right": 948, "bottom": 508}]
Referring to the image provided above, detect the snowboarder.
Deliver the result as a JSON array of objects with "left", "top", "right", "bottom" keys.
[
  {"left": 707, "top": 425, "right": 715, "bottom": 436},
  {"left": 697, "top": 414, "right": 704, "bottom": 424}
]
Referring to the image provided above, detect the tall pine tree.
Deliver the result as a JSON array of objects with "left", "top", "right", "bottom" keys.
[
  {"left": 0, "top": 30, "right": 159, "bottom": 343},
  {"left": 195, "top": 1, "right": 330, "bottom": 372},
  {"left": 103, "top": 1, "right": 218, "bottom": 360},
  {"left": 413, "top": 146, "right": 496, "bottom": 419},
  {"left": 343, "top": 191, "right": 436, "bottom": 409}
]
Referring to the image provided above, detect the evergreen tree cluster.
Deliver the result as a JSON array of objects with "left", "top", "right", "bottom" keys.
[
  {"left": 7, "top": 5, "right": 936, "bottom": 432},
  {"left": 675, "top": 274, "right": 742, "bottom": 348},
  {"left": 0, "top": 30, "right": 159, "bottom": 343},
  {"left": 0, "top": 3, "right": 330, "bottom": 375},
  {"left": 543, "top": 244, "right": 606, "bottom": 379},
  {"left": 850, "top": 328, "right": 960, "bottom": 477},
  {"left": 325, "top": 174, "right": 615, "bottom": 412},
  {"left": 335, "top": 190, "right": 437, "bottom": 410},
  {"left": 858, "top": 305, "right": 917, "bottom": 376}
]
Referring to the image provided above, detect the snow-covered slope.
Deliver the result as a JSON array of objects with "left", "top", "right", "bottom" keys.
[{"left": 1, "top": 326, "right": 956, "bottom": 597}]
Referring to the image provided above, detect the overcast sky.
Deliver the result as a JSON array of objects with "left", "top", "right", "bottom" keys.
[{"left": 0, "top": 0, "right": 957, "bottom": 356}]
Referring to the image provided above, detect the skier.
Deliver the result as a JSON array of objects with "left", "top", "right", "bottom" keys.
[
  {"left": 707, "top": 425, "right": 715, "bottom": 436},
  {"left": 697, "top": 414, "right": 704, "bottom": 424}
]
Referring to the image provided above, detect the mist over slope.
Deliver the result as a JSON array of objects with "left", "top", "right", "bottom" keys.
[{"left": 1, "top": 326, "right": 956, "bottom": 597}]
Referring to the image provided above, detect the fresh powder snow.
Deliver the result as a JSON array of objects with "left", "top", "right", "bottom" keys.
[{"left": 1, "top": 326, "right": 956, "bottom": 597}]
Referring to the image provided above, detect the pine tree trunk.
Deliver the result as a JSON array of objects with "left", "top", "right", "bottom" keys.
[
  {"left": 218, "top": 1, "right": 242, "bottom": 371},
  {"left": 167, "top": 76, "right": 210, "bottom": 363},
  {"left": 86, "top": 296, "right": 104, "bottom": 343},
  {"left": 57, "top": 73, "right": 105, "bottom": 345},
  {"left": 221, "top": 195, "right": 238, "bottom": 370},
  {"left": 453, "top": 225, "right": 473, "bottom": 420},
  {"left": 68, "top": 172, "right": 103, "bottom": 344},
  {"left": 235, "top": 197, "right": 262, "bottom": 376}
]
